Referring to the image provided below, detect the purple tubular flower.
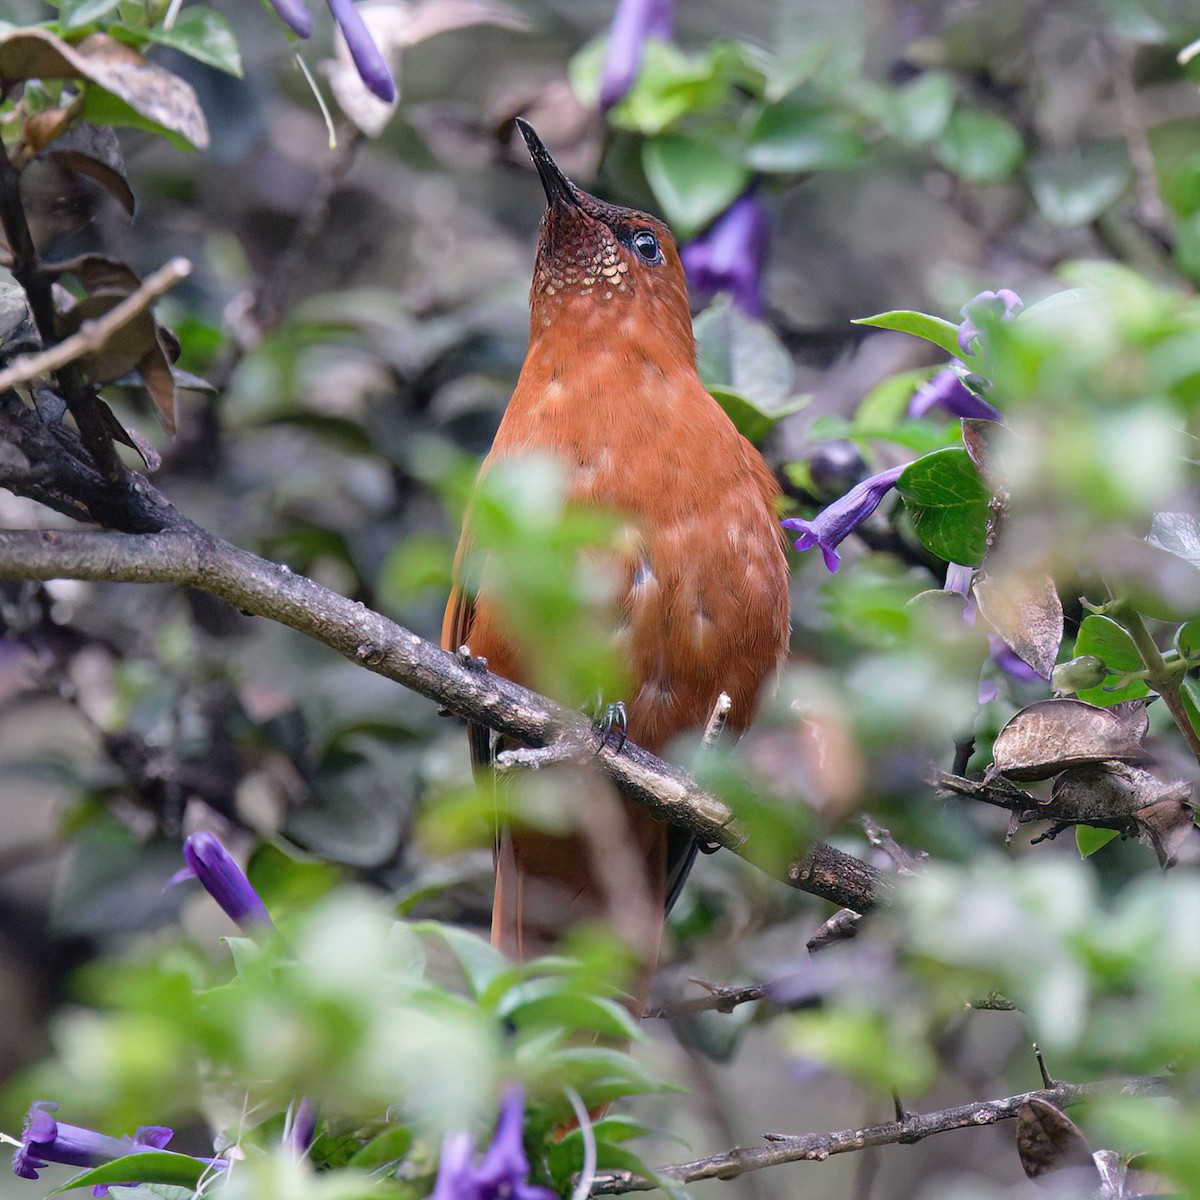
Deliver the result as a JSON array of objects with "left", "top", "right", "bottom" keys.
[
  {"left": 283, "top": 1098, "right": 317, "bottom": 1158},
  {"left": 12, "top": 1102, "right": 178, "bottom": 1196},
  {"left": 908, "top": 367, "right": 1000, "bottom": 422},
  {"left": 988, "top": 634, "right": 1048, "bottom": 683},
  {"left": 681, "top": 187, "right": 769, "bottom": 316},
  {"left": 957, "top": 288, "right": 1023, "bottom": 356},
  {"left": 327, "top": 0, "right": 396, "bottom": 102},
  {"left": 167, "top": 832, "right": 275, "bottom": 935},
  {"left": 599, "top": 0, "right": 674, "bottom": 111},
  {"left": 781, "top": 464, "right": 906, "bottom": 573},
  {"left": 267, "top": 0, "right": 313, "bottom": 38},
  {"left": 431, "top": 1086, "right": 555, "bottom": 1200}
]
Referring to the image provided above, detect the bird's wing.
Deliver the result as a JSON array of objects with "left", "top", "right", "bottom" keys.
[{"left": 442, "top": 548, "right": 494, "bottom": 772}]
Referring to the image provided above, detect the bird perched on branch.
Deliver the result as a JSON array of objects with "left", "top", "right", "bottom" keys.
[{"left": 443, "top": 119, "right": 789, "bottom": 1007}]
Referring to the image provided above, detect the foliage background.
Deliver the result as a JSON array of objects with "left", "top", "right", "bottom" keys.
[{"left": 2, "top": 0, "right": 1200, "bottom": 1196}]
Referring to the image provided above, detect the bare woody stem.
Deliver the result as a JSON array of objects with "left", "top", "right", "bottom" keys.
[
  {"left": 0, "top": 523, "right": 883, "bottom": 913},
  {"left": 588, "top": 1075, "right": 1163, "bottom": 1192}
]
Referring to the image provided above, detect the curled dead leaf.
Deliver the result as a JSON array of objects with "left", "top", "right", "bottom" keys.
[
  {"left": 0, "top": 29, "right": 208, "bottom": 149},
  {"left": 42, "top": 124, "right": 136, "bottom": 219},
  {"left": 1016, "top": 1099, "right": 1096, "bottom": 1184},
  {"left": 974, "top": 571, "right": 1063, "bottom": 681},
  {"left": 992, "top": 698, "right": 1146, "bottom": 781}
]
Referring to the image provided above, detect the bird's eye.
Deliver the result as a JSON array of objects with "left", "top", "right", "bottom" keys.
[{"left": 631, "top": 229, "right": 662, "bottom": 265}]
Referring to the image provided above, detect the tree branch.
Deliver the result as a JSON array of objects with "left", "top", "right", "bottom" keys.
[
  {"left": 0, "top": 518, "right": 882, "bottom": 911},
  {"left": 588, "top": 1076, "right": 1164, "bottom": 1192}
]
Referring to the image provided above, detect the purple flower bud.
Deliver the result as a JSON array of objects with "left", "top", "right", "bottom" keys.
[
  {"left": 781, "top": 464, "right": 906, "bottom": 573},
  {"left": 10, "top": 1102, "right": 204, "bottom": 1197},
  {"left": 167, "top": 832, "right": 276, "bottom": 935},
  {"left": 326, "top": 0, "right": 396, "bottom": 103},
  {"left": 431, "top": 1086, "right": 555, "bottom": 1200},
  {"left": 908, "top": 367, "right": 1000, "bottom": 422},
  {"left": 957, "top": 288, "right": 1023, "bottom": 356},
  {"left": 283, "top": 1099, "right": 317, "bottom": 1158},
  {"left": 943, "top": 562, "right": 974, "bottom": 597},
  {"left": 599, "top": 0, "right": 674, "bottom": 111},
  {"left": 267, "top": 0, "right": 313, "bottom": 38},
  {"left": 681, "top": 187, "right": 769, "bottom": 317}
]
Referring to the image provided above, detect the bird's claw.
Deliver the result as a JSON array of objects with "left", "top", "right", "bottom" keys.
[{"left": 594, "top": 701, "right": 628, "bottom": 755}]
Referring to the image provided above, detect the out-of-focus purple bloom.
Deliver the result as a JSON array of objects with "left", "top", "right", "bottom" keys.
[
  {"left": 599, "top": 0, "right": 674, "bottom": 111},
  {"left": 431, "top": 1086, "right": 555, "bottom": 1200},
  {"left": 283, "top": 1099, "right": 317, "bottom": 1159},
  {"left": 263, "top": 0, "right": 395, "bottom": 102},
  {"left": 167, "top": 832, "right": 276, "bottom": 936},
  {"left": 326, "top": 0, "right": 396, "bottom": 102},
  {"left": 781, "top": 464, "right": 906, "bottom": 573},
  {"left": 11, "top": 1102, "right": 191, "bottom": 1197},
  {"left": 943, "top": 562, "right": 974, "bottom": 598},
  {"left": 681, "top": 187, "right": 768, "bottom": 316},
  {"left": 908, "top": 367, "right": 1000, "bottom": 422},
  {"left": 957, "top": 288, "right": 1023, "bottom": 356},
  {"left": 979, "top": 634, "right": 1048, "bottom": 704},
  {"left": 267, "top": 0, "right": 313, "bottom": 38}
]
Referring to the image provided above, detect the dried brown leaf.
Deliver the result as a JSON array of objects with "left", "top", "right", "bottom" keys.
[
  {"left": 961, "top": 417, "right": 1003, "bottom": 488},
  {"left": 24, "top": 107, "right": 72, "bottom": 154},
  {"left": 992, "top": 698, "right": 1146, "bottom": 781},
  {"left": 56, "top": 291, "right": 159, "bottom": 384},
  {"left": 974, "top": 571, "right": 1063, "bottom": 681},
  {"left": 1016, "top": 1099, "right": 1096, "bottom": 1184},
  {"left": 135, "top": 331, "right": 177, "bottom": 435},
  {"left": 44, "top": 123, "right": 136, "bottom": 218},
  {"left": 0, "top": 29, "right": 208, "bottom": 149}
]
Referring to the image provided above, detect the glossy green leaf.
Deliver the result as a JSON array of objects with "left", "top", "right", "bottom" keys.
[
  {"left": 1072, "top": 614, "right": 1150, "bottom": 706},
  {"left": 1182, "top": 676, "right": 1200, "bottom": 740},
  {"left": 745, "top": 101, "right": 867, "bottom": 172},
  {"left": 934, "top": 109, "right": 1024, "bottom": 184},
  {"left": 642, "top": 135, "right": 750, "bottom": 238},
  {"left": 852, "top": 310, "right": 963, "bottom": 357},
  {"left": 47, "top": 1152, "right": 213, "bottom": 1194},
  {"left": 1175, "top": 618, "right": 1200, "bottom": 660},
  {"left": 140, "top": 7, "right": 242, "bottom": 76},
  {"left": 60, "top": 0, "right": 122, "bottom": 29},
  {"left": 897, "top": 448, "right": 991, "bottom": 564},
  {"left": 708, "top": 385, "right": 808, "bottom": 442},
  {"left": 1076, "top": 825, "right": 1121, "bottom": 857}
]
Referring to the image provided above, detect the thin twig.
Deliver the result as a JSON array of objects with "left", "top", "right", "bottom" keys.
[
  {"left": 0, "top": 258, "right": 192, "bottom": 392},
  {"left": 587, "top": 1076, "right": 1164, "bottom": 1192}
]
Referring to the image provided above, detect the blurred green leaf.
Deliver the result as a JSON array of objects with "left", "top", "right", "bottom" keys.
[
  {"left": 1026, "top": 143, "right": 1131, "bottom": 227},
  {"left": 46, "top": 1151, "right": 212, "bottom": 1194},
  {"left": 642, "top": 135, "right": 750, "bottom": 237},
  {"left": 866, "top": 71, "right": 955, "bottom": 144},
  {"left": 745, "top": 101, "right": 867, "bottom": 173},
  {"left": 1072, "top": 615, "right": 1150, "bottom": 706},
  {"left": 852, "top": 310, "right": 962, "bottom": 357},
  {"left": 934, "top": 109, "right": 1024, "bottom": 183},
  {"left": 79, "top": 84, "right": 196, "bottom": 153},
  {"left": 60, "top": 0, "right": 122, "bottom": 29},
  {"left": 897, "top": 448, "right": 990, "bottom": 564}
]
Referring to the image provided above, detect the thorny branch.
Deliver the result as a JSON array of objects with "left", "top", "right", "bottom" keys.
[
  {"left": 0, "top": 408, "right": 881, "bottom": 911},
  {"left": 587, "top": 1075, "right": 1164, "bottom": 1192}
]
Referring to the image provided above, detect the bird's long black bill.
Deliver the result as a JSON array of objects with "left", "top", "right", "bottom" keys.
[{"left": 515, "top": 117, "right": 581, "bottom": 211}]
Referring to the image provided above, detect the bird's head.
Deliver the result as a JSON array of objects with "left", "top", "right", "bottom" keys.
[{"left": 516, "top": 119, "right": 693, "bottom": 358}]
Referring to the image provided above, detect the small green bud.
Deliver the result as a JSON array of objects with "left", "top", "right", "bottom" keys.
[{"left": 1051, "top": 654, "right": 1107, "bottom": 694}]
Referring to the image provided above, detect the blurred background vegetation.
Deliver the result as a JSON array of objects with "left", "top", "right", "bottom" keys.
[{"left": 2, "top": 0, "right": 1200, "bottom": 1196}]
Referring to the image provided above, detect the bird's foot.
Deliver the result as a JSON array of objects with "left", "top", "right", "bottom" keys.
[{"left": 594, "top": 700, "right": 627, "bottom": 755}]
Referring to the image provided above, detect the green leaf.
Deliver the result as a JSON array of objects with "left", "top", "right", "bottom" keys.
[
  {"left": 47, "top": 1152, "right": 212, "bottom": 1194},
  {"left": 502, "top": 991, "right": 641, "bottom": 1040},
  {"left": 708, "top": 385, "right": 808, "bottom": 442},
  {"left": 934, "top": 108, "right": 1025, "bottom": 184},
  {"left": 897, "top": 447, "right": 991, "bottom": 565},
  {"left": 869, "top": 71, "right": 955, "bottom": 144},
  {"left": 641, "top": 135, "right": 750, "bottom": 238},
  {"left": 79, "top": 84, "right": 197, "bottom": 152},
  {"left": 852, "top": 310, "right": 963, "bottom": 358},
  {"left": 1182, "top": 676, "right": 1200, "bottom": 740},
  {"left": 140, "top": 7, "right": 242, "bottom": 76},
  {"left": 1026, "top": 142, "right": 1131, "bottom": 227},
  {"left": 60, "top": 0, "right": 122, "bottom": 29},
  {"left": 1072, "top": 614, "right": 1150, "bottom": 706},
  {"left": 745, "top": 101, "right": 867, "bottom": 173},
  {"left": 1175, "top": 618, "right": 1200, "bottom": 661},
  {"left": 413, "top": 922, "right": 511, "bottom": 999},
  {"left": 347, "top": 1126, "right": 413, "bottom": 1169},
  {"left": 1077, "top": 825, "right": 1121, "bottom": 857},
  {"left": 601, "top": 40, "right": 731, "bottom": 134}
]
